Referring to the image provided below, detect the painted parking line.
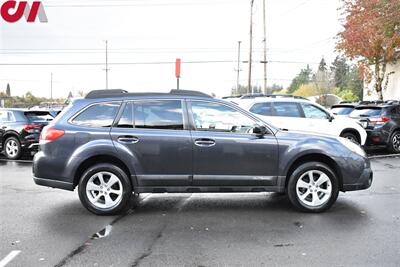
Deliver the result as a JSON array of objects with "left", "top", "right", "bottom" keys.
[
  {"left": 0, "top": 159, "right": 33, "bottom": 163},
  {"left": 0, "top": 250, "right": 21, "bottom": 267},
  {"left": 368, "top": 154, "right": 400, "bottom": 159}
]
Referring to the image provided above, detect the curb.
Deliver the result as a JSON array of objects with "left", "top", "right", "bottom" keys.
[{"left": 368, "top": 154, "right": 400, "bottom": 159}]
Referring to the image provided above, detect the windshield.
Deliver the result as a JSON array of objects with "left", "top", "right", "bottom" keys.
[
  {"left": 331, "top": 107, "right": 354, "bottom": 115},
  {"left": 350, "top": 107, "right": 382, "bottom": 118}
]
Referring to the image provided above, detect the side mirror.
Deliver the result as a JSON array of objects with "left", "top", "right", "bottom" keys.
[
  {"left": 328, "top": 115, "right": 335, "bottom": 122},
  {"left": 253, "top": 125, "right": 267, "bottom": 136}
]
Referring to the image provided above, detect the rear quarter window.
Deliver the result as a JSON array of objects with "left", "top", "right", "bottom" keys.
[
  {"left": 350, "top": 107, "right": 382, "bottom": 118},
  {"left": 71, "top": 102, "right": 121, "bottom": 127}
]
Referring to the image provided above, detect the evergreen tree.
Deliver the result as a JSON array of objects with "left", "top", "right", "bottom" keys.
[{"left": 287, "top": 65, "right": 312, "bottom": 94}]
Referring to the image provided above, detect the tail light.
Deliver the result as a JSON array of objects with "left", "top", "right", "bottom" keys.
[
  {"left": 369, "top": 117, "right": 390, "bottom": 123},
  {"left": 23, "top": 124, "right": 41, "bottom": 131},
  {"left": 40, "top": 127, "right": 65, "bottom": 142}
]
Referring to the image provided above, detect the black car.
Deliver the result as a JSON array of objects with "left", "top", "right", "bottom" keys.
[
  {"left": 349, "top": 102, "right": 400, "bottom": 153},
  {"left": 33, "top": 89, "right": 372, "bottom": 215},
  {"left": 0, "top": 109, "right": 53, "bottom": 159}
]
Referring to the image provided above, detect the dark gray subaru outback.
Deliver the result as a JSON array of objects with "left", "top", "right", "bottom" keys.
[{"left": 33, "top": 90, "right": 373, "bottom": 215}]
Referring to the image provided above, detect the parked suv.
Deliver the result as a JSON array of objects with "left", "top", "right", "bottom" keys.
[
  {"left": 0, "top": 109, "right": 53, "bottom": 159},
  {"left": 33, "top": 90, "right": 372, "bottom": 215},
  {"left": 238, "top": 97, "right": 367, "bottom": 145},
  {"left": 349, "top": 102, "right": 400, "bottom": 153}
]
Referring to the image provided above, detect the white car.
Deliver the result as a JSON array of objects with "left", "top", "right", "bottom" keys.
[{"left": 236, "top": 97, "right": 367, "bottom": 145}]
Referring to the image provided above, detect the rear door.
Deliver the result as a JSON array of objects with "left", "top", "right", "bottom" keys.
[
  {"left": 110, "top": 99, "right": 192, "bottom": 187},
  {"left": 188, "top": 100, "right": 279, "bottom": 187}
]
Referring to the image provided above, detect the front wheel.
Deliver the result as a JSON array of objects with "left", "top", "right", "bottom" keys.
[
  {"left": 340, "top": 132, "right": 359, "bottom": 144},
  {"left": 287, "top": 162, "right": 339, "bottom": 213},
  {"left": 78, "top": 163, "right": 133, "bottom": 215}
]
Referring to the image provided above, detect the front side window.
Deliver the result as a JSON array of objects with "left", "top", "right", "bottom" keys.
[
  {"left": 191, "top": 101, "right": 257, "bottom": 133},
  {"left": 301, "top": 103, "right": 329, "bottom": 119},
  {"left": 273, "top": 102, "right": 302, "bottom": 117},
  {"left": 134, "top": 100, "right": 184, "bottom": 130},
  {"left": 72, "top": 102, "right": 120, "bottom": 127},
  {"left": 117, "top": 102, "right": 133, "bottom": 128},
  {"left": 249, "top": 102, "right": 274, "bottom": 116}
]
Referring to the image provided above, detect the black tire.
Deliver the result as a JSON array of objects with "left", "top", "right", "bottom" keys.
[
  {"left": 287, "top": 162, "right": 339, "bottom": 213},
  {"left": 388, "top": 131, "right": 400, "bottom": 154},
  {"left": 78, "top": 163, "right": 133, "bottom": 215},
  {"left": 341, "top": 132, "right": 359, "bottom": 144},
  {"left": 4, "top": 136, "right": 22, "bottom": 160}
]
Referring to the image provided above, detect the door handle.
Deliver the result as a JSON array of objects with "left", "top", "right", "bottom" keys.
[
  {"left": 194, "top": 138, "right": 216, "bottom": 147},
  {"left": 117, "top": 136, "right": 139, "bottom": 144}
]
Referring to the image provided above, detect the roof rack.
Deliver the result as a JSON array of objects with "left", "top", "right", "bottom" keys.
[
  {"left": 239, "top": 93, "right": 309, "bottom": 100},
  {"left": 85, "top": 89, "right": 212, "bottom": 99},
  {"left": 85, "top": 89, "right": 128, "bottom": 99}
]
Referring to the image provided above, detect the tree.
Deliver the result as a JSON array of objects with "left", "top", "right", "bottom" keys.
[
  {"left": 337, "top": 0, "right": 400, "bottom": 100},
  {"left": 293, "top": 83, "right": 318, "bottom": 97},
  {"left": 318, "top": 57, "right": 327, "bottom": 72},
  {"left": 267, "top": 83, "right": 283, "bottom": 94},
  {"left": 287, "top": 65, "right": 312, "bottom": 94},
  {"left": 231, "top": 84, "right": 262, "bottom": 96},
  {"left": 6, "top": 83, "right": 11, "bottom": 96},
  {"left": 330, "top": 56, "right": 349, "bottom": 89},
  {"left": 313, "top": 68, "right": 334, "bottom": 106}
]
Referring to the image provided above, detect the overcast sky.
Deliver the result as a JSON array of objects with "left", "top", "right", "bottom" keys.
[{"left": 0, "top": 0, "right": 343, "bottom": 98}]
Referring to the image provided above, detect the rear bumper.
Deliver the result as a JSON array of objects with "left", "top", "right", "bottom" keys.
[
  {"left": 342, "top": 167, "right": 373, "bottom": 191},
  {"left": 365, "top": 129, "right": 389, "bottom": 146},
  {"left": 33, "top": 176, "right": 74, "bottom": 191}
]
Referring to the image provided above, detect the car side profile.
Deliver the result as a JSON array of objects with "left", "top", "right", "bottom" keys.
[
  {"left": 0, "top": 109, "right": 53, "bottom": 159},
  {"left": 33, "top": 90, "right": 373, "bottom": 215},
  {"left": 237, "top": 97, "right": 367, "bottom": 145}
]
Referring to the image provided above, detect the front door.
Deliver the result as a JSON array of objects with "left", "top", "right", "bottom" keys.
[
  {"left": 188, "top": 100, "right": 279, "bottom": 187},
  {"left": 110, "top": 100, "right": 192, "bottom": 187}
]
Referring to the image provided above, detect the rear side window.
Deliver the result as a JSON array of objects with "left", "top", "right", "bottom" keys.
[
  {"left": 134, "top": 100, "right": 184, "bottom": 130},
  {"left": 0, "top": 111, "right": 15, "bottom": 122},
  {"left": 249, "top": 102, "right": 274, "bottom": 116},
  {"left": 273, "top": 102, "right": 302, "bottom": 117},
  {"left": 72, "top": 102, "right": 120, "bottom": 127}
]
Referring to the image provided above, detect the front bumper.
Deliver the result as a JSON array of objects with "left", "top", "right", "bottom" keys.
[{"left": 342, "top": 167, "right": 373, "bottom": 191}]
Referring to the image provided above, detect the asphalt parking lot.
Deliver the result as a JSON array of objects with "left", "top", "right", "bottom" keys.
[{"left": 0, "top": 156, "right": 399, "bottom": 267}]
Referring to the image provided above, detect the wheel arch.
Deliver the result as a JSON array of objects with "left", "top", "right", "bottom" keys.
[
  {"left": 2, "top": 131, "right": 21, "bottom": 144},
  {"left": 340, "top": 128, "right": 361, "bottom": 144},
  {"left": 285, "top": 153, "right": 343, "bottom": 191},
  {"left": 73, "top": 154, "right": 135, "bottom": 190}
]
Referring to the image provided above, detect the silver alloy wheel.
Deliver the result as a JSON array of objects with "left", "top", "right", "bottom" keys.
[
  {"left": 86, "top": 171, "right": 123, "bottom": 209},
  {"left": 344, "top": 135, "right": 357, "bottom": 144},
  {"left": 296, "top": 170, "right": 332, "bottom": 207},
  {"left": 392, "top": 133, "right": 400, "bottom": 152},
  {"left": 5, "top": 139, "right": 19, "bottom": 158}
]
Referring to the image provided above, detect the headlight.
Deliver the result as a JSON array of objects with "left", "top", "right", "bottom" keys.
[{"left": 337, "top": 137, "right": 366, "bottom": 157}]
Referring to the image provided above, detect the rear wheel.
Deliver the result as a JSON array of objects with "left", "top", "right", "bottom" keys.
[
  {"left": 4, "top": 137, "right": 22, "bottom": 160},
  {"left": 388, "top": 131, "right": 400, "bottom": 153},
  {"left": 78, "top": 163, "right": 133, "bottom": 215},
  {"left": 287, "top": 162, "right": 339, "bottom": 213}
]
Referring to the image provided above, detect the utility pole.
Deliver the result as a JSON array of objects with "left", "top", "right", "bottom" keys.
[
  {"left": 262, "top": 0, "right": 267, "bottom": 94},
  {"left": 236, "top": 41, "right": 242, "bottom": 94},
  {"left": 104, "top": 40, "right": 109, "bottom": 89},
  {"left": 50, "top": 72, "right": 53, "bottom": 101},
  {"left": 247, "top": 0, "right": 255, "bottom": 95}
]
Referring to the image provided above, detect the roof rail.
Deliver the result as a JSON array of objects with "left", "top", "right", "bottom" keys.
[
  {"left": 85, "top": 89, "right": 128, "bottom": 99},
  {"left": 240, "top": 93, "right": 309, "bottom": 100},
  {"left": 169, "top": 89, "right": 212, "bottom": 98}
]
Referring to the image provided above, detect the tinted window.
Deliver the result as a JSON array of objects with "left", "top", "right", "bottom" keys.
[
  {"left": 350, "top": 107, "right": 382, "bottom": 118},
  {"left": 134, "top": 100, "right": 184, "bottom": 130},
  {"left": 301, "top": 103, "right": 329, "bottom": 119},
  {"left": 117, "top": 102, "right": 133, "bottom": 128},
  {"left": 72, "top": 102, "right": 120, "bottom": 127},
  {"left": 273, "top": 102, "right": 302, "bottom": 117},
  {"left": 331, "top": 107, "right": 354, "bottom": 115},
  {"left": 25, "top": 111, "right": 53, "bottom": 122},
  {"left": 249, "top": 102, "right": 274, "bottom": 116},
  {"left": 191, "top": 101, "right": 257, "bottom": 133}
]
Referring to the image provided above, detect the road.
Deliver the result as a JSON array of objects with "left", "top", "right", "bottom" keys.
[{"left": 1, "top": 157, "right": 399, "bottom": 267}]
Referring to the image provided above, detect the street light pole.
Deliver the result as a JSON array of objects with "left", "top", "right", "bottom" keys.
[
  {"left": 50, "top": 72, "right": 53, "bottom": 101},
  {"left": 263, "top": 0, "right": 268, "bottom": 94},
  {"left": 105, "top": 40, "right": 109, "bottom": 89},
  {"left": 236, "top": 41, "right": 242, "bottom": 93},
  {"left": 248, "top": 0, "right": 255, "bottom": 95}
]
